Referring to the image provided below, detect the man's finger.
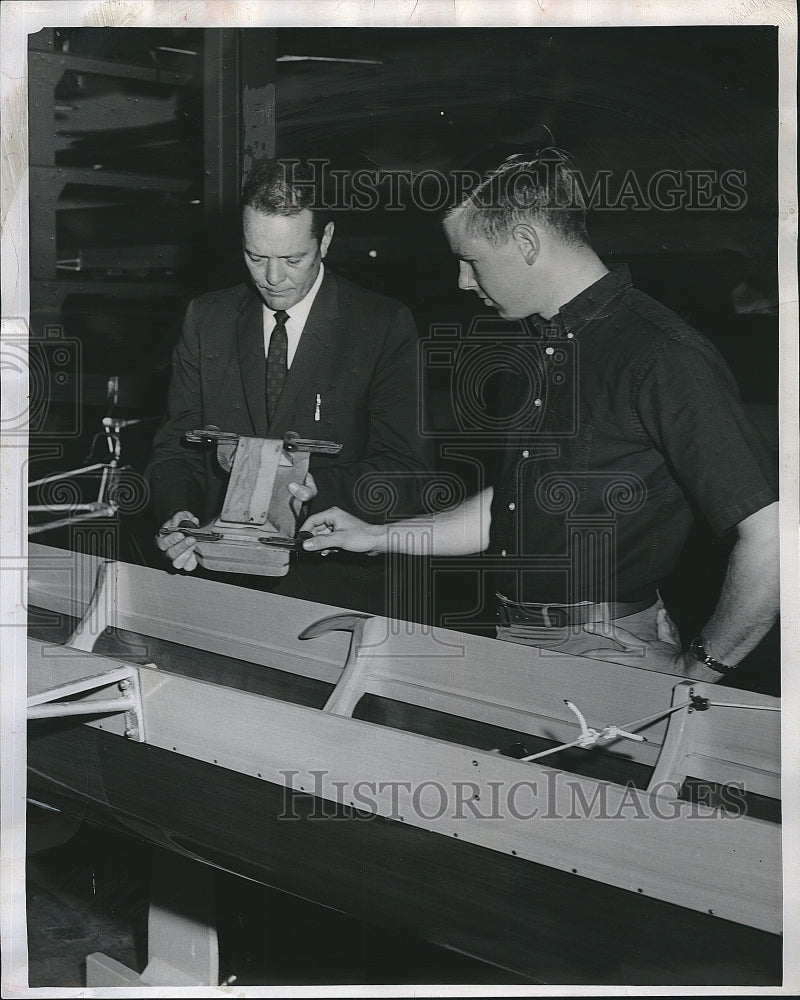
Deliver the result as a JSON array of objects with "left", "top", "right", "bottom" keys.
[
  {"left": 288, "top": 484, "right": 311, "bottom": 500},
  {"left": 656, "top": 607, "right": 681, "bottom": 647},
  {"left": 165, "top": 511, "right": 199, "bottom": 530},
  {"left": 157, "top": 511, "right": 200, "bottom": 550},
  {"left": 302, "top": 530, "right": 342, "bottom": 552},
  {"left": 289, "top": 474, "right": 317, "bottom": 502},
  {"left": 157, "top": 532, "right": 198, "bottom": 568},
  {"left": 172, "top": 547, "right": 198, "bottom": 572},
  {"left": 288, "top": 482, "right": 315, "bottom": 504},
  {"left": 157, "top": 530, "right": 192, "bottom": 552},
  {"left": 300, "top": 507, "right": 343, "bottom": 533},
  {"left": 168, "top": 534, "right": 198, "bottom": 571}
]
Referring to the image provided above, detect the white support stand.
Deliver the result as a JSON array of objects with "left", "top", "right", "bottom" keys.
[
  {"left": 86, "top": 850, "right": 220, "bottom": 987},
  {"left": 27, "top": 661, "right": 146, "bottom": 741},
  {"left": 31, "top": 558, "right": 220, "bottom": 986},
  {"left": 27, "top": 560, "right": 146, "bottom": 740}
]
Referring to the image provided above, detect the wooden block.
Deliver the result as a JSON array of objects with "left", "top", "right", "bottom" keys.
[
  {"left": 221, "top": 437, "right": 283, "bottom": 525},
  {"left": 193, "top": 528, "right": 291, "bottom": 576},
  {"left": 200, "top": 438, "right": 312, "bottom": 574}
]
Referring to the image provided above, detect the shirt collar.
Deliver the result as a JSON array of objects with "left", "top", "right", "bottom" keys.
[{"left": 529, "top": 264, "right": 632, "bottom": 338}]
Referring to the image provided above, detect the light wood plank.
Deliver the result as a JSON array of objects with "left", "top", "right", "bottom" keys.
[
  {"left": 26, "top": 637, "right": 781, "bottom": 934},
  {"left": 27, "top": 544, "right": 781, "bottom": 791}
]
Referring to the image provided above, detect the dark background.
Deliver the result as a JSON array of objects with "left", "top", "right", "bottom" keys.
[{"left": 24, "top": 25, "right": 781, "bottom": 987}]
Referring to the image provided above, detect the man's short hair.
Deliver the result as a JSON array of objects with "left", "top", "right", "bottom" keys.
[
  {"left": 241, "top": 159, "right": 331, "bottom": 241},
  {"left": 449, "top": 149, "right": 590, "bottom": 247}
]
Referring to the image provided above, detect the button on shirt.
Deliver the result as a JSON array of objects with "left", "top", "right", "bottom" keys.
[
  {"left": 489, "top": 265, "right": 778, "bottom": 605},
  {"left": 263, "top": 262, "right": 325, "bottom": 366}
]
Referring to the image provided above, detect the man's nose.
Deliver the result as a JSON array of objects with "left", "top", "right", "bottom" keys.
[
  {"left": 265, "top": 259, "right": 286, "bottom": 285},
  {"left": 457, "top": 261, "right": 476, "bottom": 291}
]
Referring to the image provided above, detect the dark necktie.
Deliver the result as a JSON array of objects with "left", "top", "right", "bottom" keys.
[{"left": 266, "top": 309, "right": 289, "bottom": 423}]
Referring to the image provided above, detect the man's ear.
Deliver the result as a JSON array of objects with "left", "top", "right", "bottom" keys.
[
  {"left": 320, "top": 221, "right": 335, "bottom": 259},
  {"left": 512, "top": 223, "right": 540, "bottom": 265}
]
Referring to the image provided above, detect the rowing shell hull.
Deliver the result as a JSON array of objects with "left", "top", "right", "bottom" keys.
[
  {"left": 25, "top": 544, "right": 782, "bottom": 984},
  {"left": 27, "top": 714, "right": 780, "bottom": 986}
]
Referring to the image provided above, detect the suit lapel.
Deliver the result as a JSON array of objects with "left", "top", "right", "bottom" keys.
[
  {"left": 269, "top": 271, "right": 339, "bottom": 430},
  {"left": 236, "top": 289, "right": 269, "bottom": 436}
]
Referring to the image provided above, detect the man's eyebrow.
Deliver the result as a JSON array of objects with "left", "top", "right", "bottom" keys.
[{"left": 244, "top": 249, "right": 309, "bottom": 258}]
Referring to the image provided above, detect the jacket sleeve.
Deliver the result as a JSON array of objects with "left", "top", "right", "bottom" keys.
[
  {"left": 145, "top": 299, "right": 211, "bottom": 524},
  {"left": 309, "top": 303, "right": 435, "bottom": 522}
]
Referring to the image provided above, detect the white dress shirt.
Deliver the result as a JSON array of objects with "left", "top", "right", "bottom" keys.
[{"left": 262, "top": 263, "right": 325, "bottom": 368}]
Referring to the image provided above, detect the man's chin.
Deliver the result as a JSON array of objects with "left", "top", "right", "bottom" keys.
[
  {"left": 486, "top": 302, "right": 516, "bottom": 319},
  {"left": 492, "top": 303, "right": 528, "bottom": 321},
  {"left": 480, "top": 297, "right": 518, "bottom": 319},
  {"left": 261, "top": 291, "right": 294, "bottom": 309}
]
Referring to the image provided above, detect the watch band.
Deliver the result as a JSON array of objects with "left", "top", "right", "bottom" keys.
[{"left": 689, "top": 635, "right": 736, "bottom": 675}]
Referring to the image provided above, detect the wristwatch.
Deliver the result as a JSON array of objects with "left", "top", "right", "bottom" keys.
[{"left": 688, "top": 635, "right": 736, "bottom": 675}]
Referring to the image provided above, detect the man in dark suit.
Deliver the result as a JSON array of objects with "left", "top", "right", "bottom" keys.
[{"left": 148, "top": 159, "right": 432, "bottom": 613}]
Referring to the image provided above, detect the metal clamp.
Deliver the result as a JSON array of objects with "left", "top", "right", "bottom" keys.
[
  {"left": 185, "top": 428, "right": 342, "bottom": 455},
  {"left": 258, "top": 530, "right": 313, "bottom": 552},
  {"left": 159, "top": 520, "right": 223, "bottom": 541},
  {"left": 282, "top": 431, "right": 342, "bottom": 455}
]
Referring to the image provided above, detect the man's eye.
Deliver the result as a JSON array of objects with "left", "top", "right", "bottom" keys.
[{"left": 286, "top": 258, "right": 302, "bottom": 266}]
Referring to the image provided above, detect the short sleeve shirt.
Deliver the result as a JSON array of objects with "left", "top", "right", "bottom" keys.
[{"left": 489, "top": 265, "right": 778, "bottom": 605}]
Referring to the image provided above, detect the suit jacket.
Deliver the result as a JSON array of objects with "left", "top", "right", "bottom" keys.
[{"left": 146, "top": 270, "right": 433, "bottom": 612}]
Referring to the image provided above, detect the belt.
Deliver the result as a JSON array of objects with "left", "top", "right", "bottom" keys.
[{"left": 496, "top": 592, "right": 655, "bottom": 628}]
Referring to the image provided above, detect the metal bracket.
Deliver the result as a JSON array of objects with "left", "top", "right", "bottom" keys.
[
  {"left": 27, "top": 662, "right": 146, "bottom": 742},
  {"left": 689, "top": 690, "right": 711, "bottom": 712}
]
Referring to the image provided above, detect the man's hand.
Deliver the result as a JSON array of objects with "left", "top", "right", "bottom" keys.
[
  {"left": 288, "top": 473, "right": 317, "bottom": 517},
  {"left": 674, "top": 654, "right": 726, "bottom": 682},
  {"left": 655, "top": 607, "right": 723, "bottom": 682},
  {"left": 300, "top": 507, "right": 385, "bottom": 556},
  {"left": 156, "top": 510, "right": 200, "bottom": 572},
  {"left": 583, "top": 606, "right": 724, "bottom": 680}
]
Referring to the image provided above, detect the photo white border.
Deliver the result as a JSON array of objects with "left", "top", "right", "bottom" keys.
[{"left": 2, "top": 2, "right": 797, "bottom": 996}]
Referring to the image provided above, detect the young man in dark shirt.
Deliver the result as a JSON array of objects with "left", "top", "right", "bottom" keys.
[{"left": 298, "top": 151, "right": 779, "bottom": 681}]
